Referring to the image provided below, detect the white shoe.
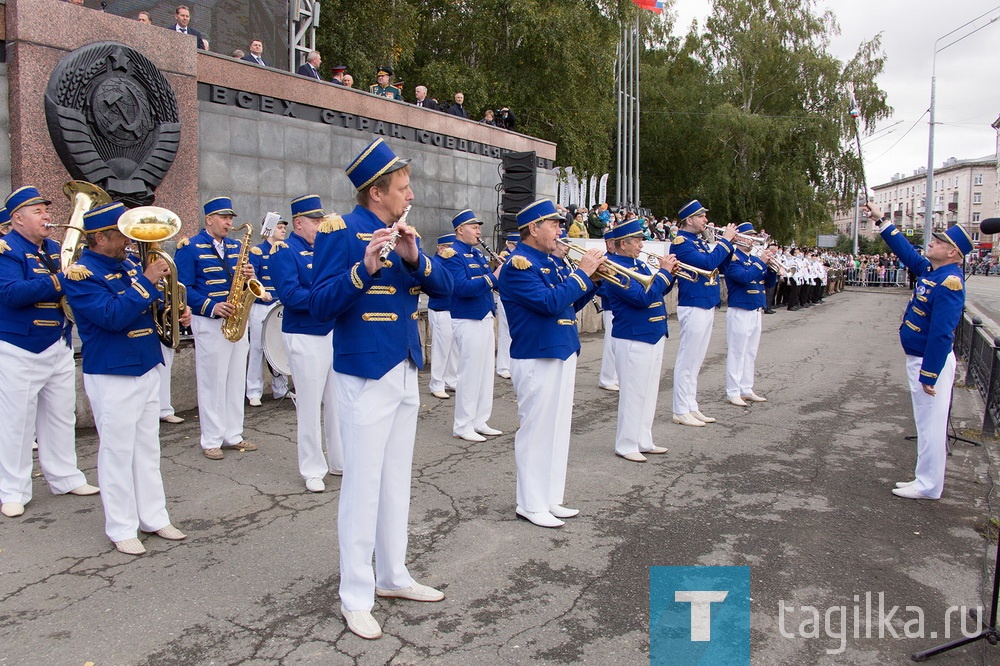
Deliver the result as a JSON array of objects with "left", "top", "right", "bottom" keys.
[
  {"left": 152, "top": 524, "right": 187, "bottom": 540},
  {"left": 114, "top": 538, "right": 146, "bottom": 556},
  {"left": 690, "top": 410, "right": 716, "bottom": 423},
  {"left": 341, "top": 605, "right": 382, "bottom": 640},
  {"left": 728, "top": 396, "right": 748, "bottom": 407},
  {"left": 455, "top": 431, "right": 487, "bottom": 443},
  {"left": 248, "top": 397, "right": 262, "bottom": 407},
  {"left": 305, "top": 477, "right": 326, "bottom": 493},
  {"left": 617, "top": 451, "right": 647, "bottom": 463},
  {"left": 497, "top": 371, "right": 511, "bottom": 379},
  {"left": 599, "top": 383, "right": 620, "bottom": 392},
  {"left": 431, "top": 390, "right": 450, "bottom": 399},
  {"left": 376, "top": 581, "right": 445, "bottom": 602},
  {"left": 1, "top": 502, "right": 25, "bottom": 517},
  {"left": 160, "top": 414, "right": 185, "bottom": 424},
  {"left": 672, "top": 413, "right": 705, "bottom": 427},
  {"left": 549, "top": 504, "right": 580, "bottom": 519},
  {"left": 892, "top": 486, "right": 938, "bottom": 500},
  {"left": 895, "top": 480, "right": 916, "bottom": 488},
  {"left": 515, "top": 506, "right": 564, "bottom": 528},
  {"left": 742, "top": 391, "right": 767, "bottom": 402},
  {"left": 475, "top": 425, "right": 503, "bottom": 436},
  {"left": 68, "top": 484, "right": 100, "bottom": 496},
  {"left": 645, "top": 446, "right": 669, "bottom": 455}
]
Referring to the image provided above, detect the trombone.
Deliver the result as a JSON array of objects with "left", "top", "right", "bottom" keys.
[
  {"left": 558, "top": 239, "right": 656, "bottom": 291},
  {"left": 639, "top": 249, "right": 720, "bottom": 286},
  {"left": 117, "top": 206, "right": 188, "bottom": 349}
]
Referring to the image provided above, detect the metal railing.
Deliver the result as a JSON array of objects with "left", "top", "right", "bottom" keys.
[
  {"left": 953, "top": 312, "right": 1000, "bottom": 435},
  {"left": 844, "top": 267, "right": 909, "bottom": 287}
]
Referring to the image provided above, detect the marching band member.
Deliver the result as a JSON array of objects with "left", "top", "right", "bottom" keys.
[
  {"left": 441, "top": 210, "right": 502, "bottom": 442},
  {"left": 494, "top": 232, "right": 518, "bottom": 380},
  {"left": 785, "top": 248, "right": 803, "bottom": 311},
  {"left": 724, "top": 223, "right": 776, "bottom": 407},
  {"left": 868, "top": 203, "right": 969, "bottom": 500},
  {"left": 0, "top": 187, "right": 99, "bottom": 518},
  {"left": 157, "top": 342, "right": 184, "bottom": 424},
  {"left": 246, "top": 216, "right": 291, "bottom": 406},
  {"left": 597, "top": 228, "right": 619, "bottom": 391},
  {"left": 427, "top": 233, "right": 458, "bottom": 400},
  {"left": 175, "top": 197, "right": 260, "bottom": 461},
  {"left": 498, "top": 199, "right": 603, "bottom": 528},
  {"left": 669, "top": 200, "right": 736, "bottom": 427},
  {"left": 604, "top": 220, "right": 678, "bottom": 463},
  {"left": 270, "top": 195, "right": 343, "bottom": 492},
  {"left": 308, "top": 138, "right": 453, "bottom": 640},
  {"left": 62, "top": 202, "right": 189, "bottom": 555}
]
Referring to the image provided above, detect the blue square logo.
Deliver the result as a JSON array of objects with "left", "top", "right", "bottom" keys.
[{"left": 650, "top": 566, "right": 750, "bottom": 665}]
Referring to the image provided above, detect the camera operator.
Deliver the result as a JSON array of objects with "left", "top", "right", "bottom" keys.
[{"left": 496, "top": 107, "right": 517, "bottom": 131}]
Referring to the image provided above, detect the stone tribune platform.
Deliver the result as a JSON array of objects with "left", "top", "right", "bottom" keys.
[{"left": 0, "top": 289, "right": 996, "bottom": 664}]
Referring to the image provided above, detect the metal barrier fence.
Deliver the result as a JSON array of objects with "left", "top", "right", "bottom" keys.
[
  {"left": 953, "top": 312, "right": 1000, "bottom": 436},
  {"left": 844, "top": 267, "right": 909, "bottom": 288}
]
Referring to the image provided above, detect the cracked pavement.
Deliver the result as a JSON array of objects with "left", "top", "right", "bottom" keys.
[{"left": 1, "top": 289, "right": 997, "bottom": 664}]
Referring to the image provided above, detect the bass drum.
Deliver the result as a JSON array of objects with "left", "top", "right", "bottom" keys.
[{"left": 261, "top": 304, "right": 292, "bottom": 377}]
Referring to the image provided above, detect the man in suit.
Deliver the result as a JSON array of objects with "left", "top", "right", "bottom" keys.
[
  {"left": 297, "top": 51, "right": 322, "bottom": 80},
  {"left": 173, "top": 5, "right": 207, "bottom": 50},
  {"left": 330, "top": 64, "right": 347, "bottom": 85},
  {"left": 446, "top": 92, "right": 469, "bottom": 119},
  {"left": 369, "top": 67, "right": 403, "bottom": 100},
  {"left": 242, "top": 40, "right": 268, "bottom": 67},
  {"left": 413, "top": 86, "right": 439, "bottom": 111}
]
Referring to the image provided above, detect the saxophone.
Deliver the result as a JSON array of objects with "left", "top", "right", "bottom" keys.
[{"left": 221, "top": 222, "right": 265, "bottom": 342}]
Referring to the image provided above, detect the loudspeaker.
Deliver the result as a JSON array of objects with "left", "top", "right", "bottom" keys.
[
  {"left": 500, "top": 212, "right": 519, "bottom": 234},
  {"left": 501, "top": 151, "right": 536, "bottom": 215},
  {"left": 502, "top": 151, "right": 536, "bottom": 174}
]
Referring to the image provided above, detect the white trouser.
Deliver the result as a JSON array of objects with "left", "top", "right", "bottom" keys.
[
  {"left": 672, "top": 306, "right": 715, "bottom": 414},
  {"left": 336, "top": 360, "right": 419, "bottom": 611},
  {"left": 0, "top": 339, "right": 85, "bottom": 505},
  {"left": 191, "top": 316, "right": 249, "bottom": 449},
  {"left": 247, "top": 302, "right": 289, "bottom": 400},
  {"left": 452, "top": 315, "right": 496, "bottom": 436},
  {"left": 496, "top": 297, "right": 511, "bottom": 376},
  {"left": 511, "top": 355, "right": 577, "bottom": 513},
  {"left": 157, "top": 343, "right": 176, "bottom": 418},
  {"left": 599, "top": 309, "right": 619, "bottom": 387},
  {"left": 725, "top": 307, "right": 762, "bottom": 398},
  {"left": 906, "top": 352, "right": 956, "bottom": 499},
  {"left": 428, "top": 309, "right": 458, "bottom": 392},
  {"left": 285, "top": 332, "right": 343, "bottom": 479},
  {"left": 612, "top": 337, "right": 665, "bottom": 456},
  {"left": 85, "top": 369, "right": 170, "bottom": 542}
]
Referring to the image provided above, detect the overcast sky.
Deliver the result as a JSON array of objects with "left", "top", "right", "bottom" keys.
[{"left": 668, "top": 0, "right": 1000, "bottom": 188}]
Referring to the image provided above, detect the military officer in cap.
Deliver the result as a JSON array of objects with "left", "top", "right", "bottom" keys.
[
  {"left": 603, "top": 219, "right": 679, "bottom": 462},
  {"left": 498, "top": 199, "right": 604, "bottom": 528},
  {"left": 175, "top": 197, "right": 260, "bottom": 460},
  {"left": 670, "top": 200, "right": 736, "bottom": 427},
  {"left": 441, "top": 210, "right": 503, "bottom": 442},
  {"left": 62, "top": 202, "right": 190, "bottom": 555},
  {"left": 369, "top": 66, "right": 403, "bottom": 100},
  {"left": 270, "top": 195, "right": 343, "bottom": 493},
  {"left": 247, "top": 216, "right": 291, "bottom": 406},
  {"left": 724, "top": 223, "right": 778, "bottom": 407},
  {"left": 0, "top": 186, "right": 100, "bottom": 518},
  {"left": 494, "top": 232, "right": 518, "bottom": 379},
  {"left": 428, "top": 233, "right": 458, "bottom": 399},
  {"left": 309, "top": 137, "right": 453, "bottom": 640},
  {"left": 868, "top": 203, "right": 970, "bottom": 500}
]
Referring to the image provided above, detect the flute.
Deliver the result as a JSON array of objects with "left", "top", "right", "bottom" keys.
[{"left": 378, "top": 205, "right": 412, "bottom": 265}]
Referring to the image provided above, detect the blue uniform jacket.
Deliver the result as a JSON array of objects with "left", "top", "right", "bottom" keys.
[
  {"left": 249, "top": 240, "right": 280, "bottom": 302},
  {"left": 442, "top": 239, "right": 496, "bottom": 320},
  {"left": 174, "top": 229, "right": 243, "bottom": 318},
  {"left": 881, "top": 222, "right": 965, "bottom": 386},
  {"left": 308, "top": 205, "right": 453, "bottom": 379},
  {"left": 0, "top": 230, "right": 69, "bottom": 353},
  {"left": 605, "top": 253, "right": 675, "bottom": 344},
  {"left": 497, "top": 243, "right": 596, "bottom": 361},
  {"left": 425, "top": 253, "right": 451, "bottom": 312},
  {"left": 670, "top": 229, "right": 733, "bottom": 308},
  {"left": 62, "top": 249, "right": 163, "bottom": 376},
  {"left": 269, "top": 232, "right": 333, "bottom": 336},
  {"left": 724, "top": 249, "right": 770, "bottom": 311}
]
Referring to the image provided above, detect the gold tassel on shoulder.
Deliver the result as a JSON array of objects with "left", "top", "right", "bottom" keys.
[
  {"left": 177, "top": 237, "right": 190, "bottom": 249},
  {"left": 64, "top": 264, "right": 93, "bottom": 281},
  {"left": 943, "top": 275, "right": 963, "bottom": 291},
  {"left": 439, "top": 247, "right": 457, "bottom": 259},
  {"left": 672, "top": 236, "right": 686, "bottom": 245},
  {"left": 319, "top": 214, "right": 346, "bottom": 234},
  {"left": 512, "top": 256, "right": 531, "bottom": 270},
  {"left": 272, "top": 241, "right": 288, "bottom": 250},
  {"left": 0, "top": 239, "right": 10, "bottom": 254}
]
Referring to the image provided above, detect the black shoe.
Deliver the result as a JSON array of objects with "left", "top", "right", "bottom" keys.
[
  {"left": 788, "top": 306, "right": 801, "bottom": 311},
  {"left": 764, "top": 309, "right": 776, "bottom": 314}
]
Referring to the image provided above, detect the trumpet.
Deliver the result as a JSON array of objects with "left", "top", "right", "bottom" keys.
[
  {"left": 117, "top": 206, "right": 188, "bottom": 349},
  {"left": 378, "top": 204, "right": 412, "bottom": 265},
  {"left": 638, "top": 249, "right": 718, "bottom": 285},
  {"left": 557, "top": 239, "right": 656, "bottom": 291},
  {"left": 704, "top": 224, "right": 769, "bottom": 250}
]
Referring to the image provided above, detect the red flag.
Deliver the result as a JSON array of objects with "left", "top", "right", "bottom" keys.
[{"left": 632, "top": 0, "right": 662, "bottom": 12}]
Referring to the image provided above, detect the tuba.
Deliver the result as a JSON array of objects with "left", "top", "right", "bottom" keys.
[
  {"left": 48, "top": 181, "right": 112, "bottom": 321},
  {"left": 117, "top": 206, "right": 187, "bottom": 349},
  {"left": 220, "top": 222, "right": 265, "bottom": 342}
]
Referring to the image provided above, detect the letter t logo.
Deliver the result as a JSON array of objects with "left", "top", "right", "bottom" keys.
[{"left": 675, "top": 591, "right": 729, "bottom": 641}]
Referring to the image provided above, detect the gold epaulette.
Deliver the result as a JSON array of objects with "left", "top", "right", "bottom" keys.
[
  {"left": 64, "top": 264, "right": 93, "bottom": 281},
  {"left": 319, "top": 215, "right": 346, "bottom": 234},
  {"left": 272, "top": 241, "right": 288, "bottom": 251},
  {"left": 943, "top": 275, "right": 963, "bottom": 291},
  {"left": 0, "top": 239, "right": 10, "bottom": 254},
  {"left": 439, "top": 247, "right": 457, "bottom": 259},
  {"left": 511, "top": 256, "right": 531, "bottom": 270},
  {"left": 176, "top": 237, "right": 190, "bottom": 249},
  {"left": 250, "top": 246, "right": 263, "bottom": 255},
  {"left": 672, "top": 236, "right": 686, "bottom": 245}
]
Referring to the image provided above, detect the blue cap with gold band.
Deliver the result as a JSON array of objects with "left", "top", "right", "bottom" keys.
[
  {"left": 291, "top": 194, "right": 325, "bottom": 219},
  {"left": 933, "top": 225, "right": 974, "bottom": 256},
  {"left": 515, "top": 199, "right": 562, "bottom": 229},
  {"left": 5, "top": 186, "right": 52, "bottom": 215},
  {"left": 506, "top": 232, "right": 520, "bottom": 243},
  {"left": 614, "top": 219, "right": 645, "bottom": 239},
  {"left": 736, "top": 222, "right": 755, "bottom": 235},
  {"left": 346, "top": 137, "right": 410, "bottom": 190},
  {"left": 558, "top": 228, "right": 568, "bottom": 239},
  {"left": 204, "top": 196, "right": 237, "bottom": 217},
  {"left": 678, "top": 199, "right": 708, "bottom": 221},
  {"left": 437, "top": 232, "right": 456, "bottom": 245},
  {"left": 0, "top": 207, "right": 8, "bottom": 228},
  {"left": 452, "top": 209, "right": 481, "bottom": 228},
  {"left": 83, "top": 202, "right": 126, "bottom": 233},
  {"left": 603, "top": 224, "right": 620, "bottom": 240}
]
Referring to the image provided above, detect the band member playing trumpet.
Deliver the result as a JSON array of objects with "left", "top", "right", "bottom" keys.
[
  {"left": 0, "top": 186, "right": 100, "bottom": 518},
  {"left": 175, "top": 197, "right": 260, "bottom": 460},
  {"left": 269, "top": 195, "right": 343, "bottom": 493},
  {"left": 724, "top": 223, "right": 777, "bottom": 407},
  {"left": 308, "top": 138, "right": 453, "bottom": 640},
  {"left": 603, "top": 220, "right": 678, "bottom": 462},
  {"left": 498, "top": 199, "right": 603, "bottom": 528},
  {"left": 62, "top": 202, "right": 190, "bottom": 555},
  {"left": 442, "top": 209, "right": 503, "bottom": 442},
  {"left": 247, "top": 217, "right": 291, "bottom": 406},
  {"left": 670, "top": 200, "right": 736, "bottom": 427}
]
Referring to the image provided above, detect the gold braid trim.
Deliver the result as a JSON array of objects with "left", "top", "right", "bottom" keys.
[
  {"left": 943, "top": 275, "right": 963, "bottom": 291},
  {"left": 250, "top": 246, "right": 263, "bottom": 255},
  {"left": 350, "top": 263, "right": 364, "bottom": 289}
]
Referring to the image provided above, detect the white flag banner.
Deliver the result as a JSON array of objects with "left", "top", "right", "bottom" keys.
[
  {"left": 589, "top": 175, "right": 598, "bottom": 208},
  {"left": 559, "top": 167, "right": 572, "bottom": 207},
  {"left": 567, "top": 170, "right": 578, "bottom": 206},
  {"left": 578, "top": 177, "right": 587, "bottom": 209},
  {"left": 599, "top": 174, "right": 609, "bottom": 204}
]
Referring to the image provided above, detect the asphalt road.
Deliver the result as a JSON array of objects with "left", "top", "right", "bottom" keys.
[{"left": 1, "top": 288, "right": 998, "bottom": 665}]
